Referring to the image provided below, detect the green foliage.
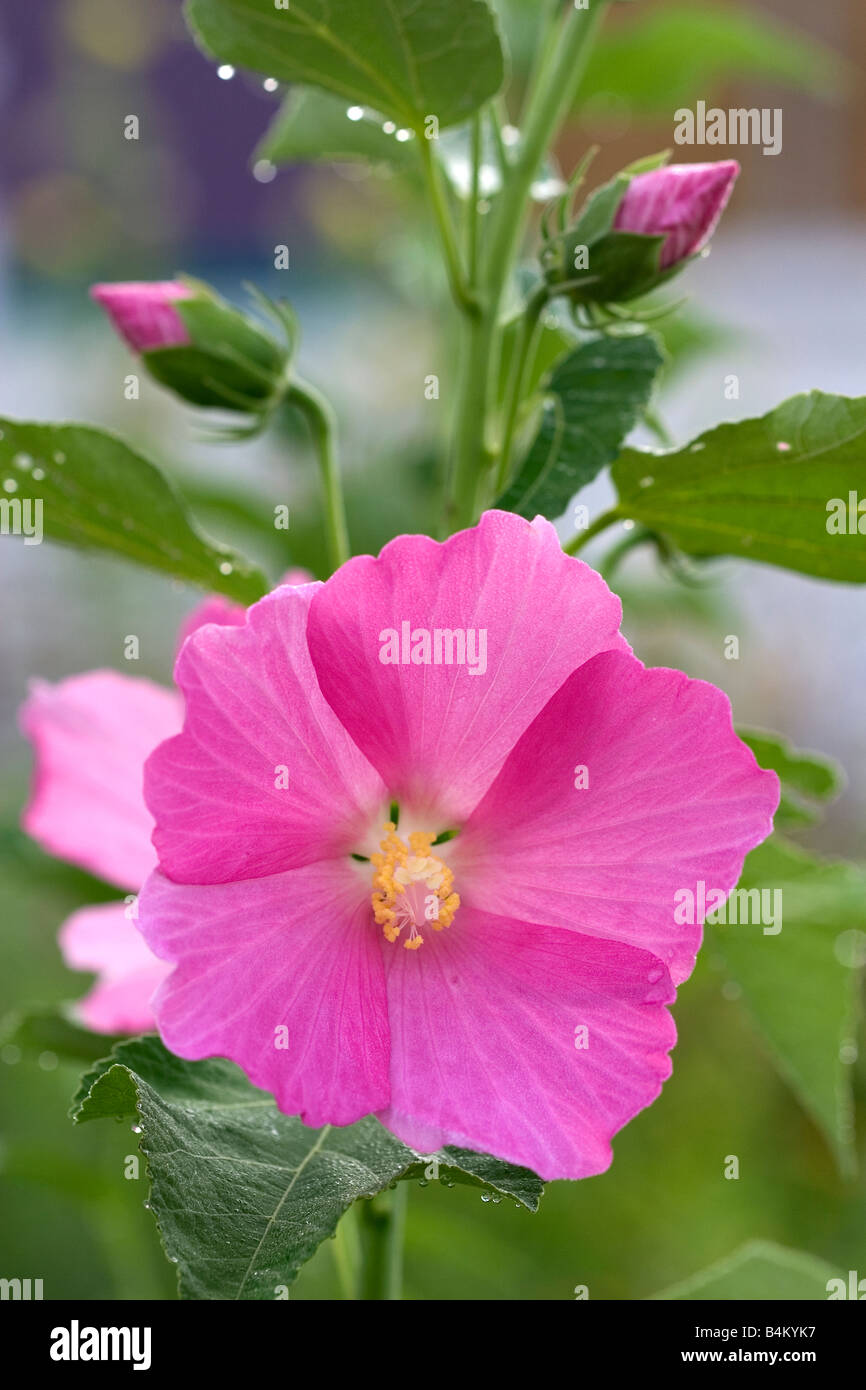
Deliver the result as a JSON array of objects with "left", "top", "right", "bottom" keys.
[
  {"left": 0, "top": 420, "right": 269, "bottom": 602},
  {"left": 651, "top": 1239, "right": 840, "bottom": 1300},
  {"left": 257, "top": 88, "right": 418, "bottom": 168},
  {"left": 707, "top": 837, "right": 864, "bottom": 1176},
  {"left": 739, "top": 730, "right": 844, "bottom": 829},
  {"left": 580, "top": 3, "right": 845, "bottom": 113},
  {"left": 498, "top": 333, "right": 664, "bottom": 519},
  {"left": 612, "top": 393, "right": 866, "bottom": 582},
  {"left": 73, "top": 1037, "right": 543, "bottom": 1299},
  {"left": 185, "top": 0, "right": 505, "bottom": 132}
]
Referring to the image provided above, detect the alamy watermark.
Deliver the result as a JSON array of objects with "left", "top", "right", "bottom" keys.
[
  {"left": 675, "top": 101, "right": 782, "bottom": 157},
  {"left": 674, "top": 881, "right": 782, "bottom": 935},
  {"left": 0, "top": 496, "right": 42, "bottom": 545},
  {"left": 378, "top": 622, "right": 487, "bottom": 675}
]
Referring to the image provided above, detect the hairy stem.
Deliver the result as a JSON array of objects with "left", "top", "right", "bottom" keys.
[
  {"left": 564, "top": 505, "right": 623, "bottom": 555},
  {"left": 495, "top": 284, "right": 549, "bottom": 494},
  {"left": 356, "top": 1184, "right": 409, "bottom": 1301},
  {"left": 448, "top": 0, "right": 610, "bottom": 528},
  {"left": 286, "top": 377, "right": 350, "bottom": 572},
  {"left": 419, "top": 134, "right": 480, "bottom": 317}
]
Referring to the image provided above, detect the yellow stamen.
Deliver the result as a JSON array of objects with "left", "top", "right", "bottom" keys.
[{"left": 371, "top": 824, "right": 460, "bottom": 948}]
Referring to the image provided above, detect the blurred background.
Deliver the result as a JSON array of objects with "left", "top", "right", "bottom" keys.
[{"left": 0, "top": 0, "right": 864, "bottom": 1299}]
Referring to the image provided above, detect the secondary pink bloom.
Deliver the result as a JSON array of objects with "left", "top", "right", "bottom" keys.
[
  {"left": 614, "top": 161, "right": 740, "bottom": 269},
  {"left": 19, "top": 591, "right": 273, "bottom": 1030},
  {"left": 90, "top": 281, "right": 193, "bottom": 353},
  {"left": 140, "top": 512, "right": 778, "bottom": 1179}
]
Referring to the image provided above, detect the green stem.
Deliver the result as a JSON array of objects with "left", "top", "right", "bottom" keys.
[
  {"left": 332, "top": 1204, "right": 362, "bottom": 1300},
  {"left": 564, "top": 505, "right": 623, "bottom": 555},
  {"left": 495, "top": 284, "right": 548, "bottom": 493},
  {"left": 419, "top": 135, "right": 480, "bottom": 317},
  {"left": 467, "top": 112, "right": 483, "bottom": 285},
  {"left": 356, "top": 1185, "right": 409, "bottom": 1300},
  {"left": 286, "top": 377, "right": 349, "bottom": 572},
  {"left": 448, "top": 0, "right": 610, "bottom": 529}
]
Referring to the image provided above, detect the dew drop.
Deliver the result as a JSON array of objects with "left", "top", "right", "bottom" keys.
[
  {"left": 840, "top": 1040, "right": 858, "bottom": 1066},
  {"left": 263, "top": 77, "right": 279, "bottom": 93},
  {"left": 481, "top": 1193, "right": 491, "bottom": 1203},
  {"left": 3, "top": 478, "right": 17, "bottom": 492},
  {"left": 219, "top": 560, "right": 233, "bottom": 575},
  {"left": 31, "top": 468, "right": 45, "bottom": 481},
  {"left": 131, "top": 1124, "right": 143, "bottom": 1134},
  {"left": 418, "top": 1178, "right": 428, "bottom": 1188},
  {"left": 395, "top": 128, "right": 412, "bottom": 143},
  {"left": 689, "top": 441, "right": 706, "bottom": 453},
  {"left": 217, "top": 64, "right": 235, "bottom": 80},
  {"left": 502, "top": 124, "right": 520, "bottom": 147},
  {"left": 383, "top": 121, "right": 397, "bottom": 135},
  {"left": 639, "top": 476, "right": 654, "bottom": 488},
  {"left": 346, "top": 105, "right": 364, "bottom": 122},
  {"left": 38, "top": 1050, "right": 58, "bottom": 1071},
  {"left": 53, "top": 451, "right": 66, "bottom": 464},
  {"left": 776, "top": 441, "right": 791, "bottom": 452},
  {"left": 622, "top": 519, "right": 635, "bottom": 531},
  {"left": 253, "top": 159, "right": 277, "bottom": 184}
]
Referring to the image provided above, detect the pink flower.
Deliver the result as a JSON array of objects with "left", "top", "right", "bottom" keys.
[
  {"left": 19, "top": 589, "right": 278, "bottom": 1031},
  {"left": 90, "top": 281, "right": 193, "bottom": 353},
  {"left": 614, "top": 161, "right": 740, "bottom": 269},
  {"left": 139, "top": 512, "right": 777, "bottom": 1179}
]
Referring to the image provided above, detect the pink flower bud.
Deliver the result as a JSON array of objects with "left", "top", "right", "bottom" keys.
[
  {"left": 90, "top": 280, "right": 194, "bottom": 353},
  {"left": 614, "top": 161, "right": 740, "bottom": 270}
]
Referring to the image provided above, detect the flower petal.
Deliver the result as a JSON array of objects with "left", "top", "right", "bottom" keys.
[
  {"left": 307, "top": 510, "right": 625, "bottom": 823},
  {"left": 90, "top": 281, "right": 192, "bottom": 352},
  {"left": 614, "top": 161, "right": 739, "bottom": 269},
  {"left": 147, "top": 585, "right": 386, "bottom": 883},
  {"left": 20, "top": 671, "right": 182, "bottom": 890},
  {"left": 456, "top": 650, "right": 779, "bottom": 984},
  {"left": 139, "top": 861, "right": 390, "bottom": 1126},
  {"left": 377, "top": 908, "right": 676, "bottom": 1181},
  {"left": 59, "top": 901, "right": 169, "bottom": 1034}
]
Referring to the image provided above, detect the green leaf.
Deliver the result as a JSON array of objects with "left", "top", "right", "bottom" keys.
[
  {"left": 580, "top": 3, "right": 846, "bottom": 115},
  {"left": 257, "top": 88, "right": 418, "bottom": 167},
  {"left": 612, "top": 392, "right": 866, "bottom": 582},
  {"left": 651, "top": 1239, "right": 841, "bottom": 1300},
  {"left": 706, "top": 837, "right": 864, "bottom": 1176},
  {"left": 498, "top": 333, "right": 664, "bottom": 521},
  {"left": 185, "top": 0, "right": 505, "bottom": 132},
  {"left": 1, "top": 1006, "right": 121, "bottom": 1065},
  {"left": 0, "top": 420, "right": 269, "bottom": 603},
  {"left": 73, "top": 1037, "right": 543, "bottom": 1298},
  {"left": 739, "top": 728, "right": 844, "bottom": 829}
]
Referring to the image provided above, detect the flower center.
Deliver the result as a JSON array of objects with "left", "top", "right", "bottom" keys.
[{"left": 370, "top": 823, "right": 460, "bottom": 950}]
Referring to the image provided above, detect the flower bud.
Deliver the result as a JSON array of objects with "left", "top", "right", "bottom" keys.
[
  {"left": 542, "top": 159, "right": 739, "bottom": 308},
  {"left": 90, "top": 277, "right": 292, "bottom": 419},
  {"left": 613, "top": 161, "right": 740, "bottom": 269}
]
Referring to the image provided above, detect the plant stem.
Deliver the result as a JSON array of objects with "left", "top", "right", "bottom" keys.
[
  {"left": 495, "top": 283, "right": 548, "bottom": 493},
  {"left": 467, "top": 112, "right": 483, "bottom": 284},
  {"left": 356, "top": 1185, "right": 409, "bottom": 1300},
  {"left": 286, "top": 376, "right": 350, "bottom": 572},
  {"left": 332, "top": 1204, "right": 362, "bottom": 1300},
  {"left": 419, "top": 134, "right": 480, "bottom": 317},
  {"left": 448, "top": 0, "right": 610, "bottom": 529},
  {"left": 564, "top": 505, "right": 623, "bottom": 555}
]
